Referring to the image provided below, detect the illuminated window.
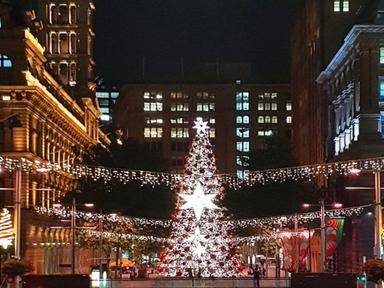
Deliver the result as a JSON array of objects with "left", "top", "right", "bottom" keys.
[
  {"left": 171, "top": 103, "right": 189, "bottom": 111},
  {"left": 380, "top": 79, "right": 384, "bottom": 101},
  {"left": 257, "top": 94, "right": 264, "bottom": 100},
  {"left": 286, "top": 116, "right": 292, "bottom": 124},
  {"left": 170, "top": 91, "right": 187, "bottom": 99},
  {"left": 380, "top": 48, "right": 384, "bottom": 64},
  {"left": 258, "top": 116, "right": 264, "bottom": 123},
  {"left": 257, "top": 131, "right": 264, "bottom": 136},
  {"left": 197, "top": 103, "right": 214, "bottom": 112},
  {"left": 144, "top": 127, "right": 163, "bottom": 138},
  {"left": 272, "top": 116, "right": 278, "bottom": 123},
  {"left": 144, "top": 102, "right": 163, "bottom": 111},
  {"left": 286, "top": 101, "right": 292, "bottom": 111},
  {"left": 209, "top": 128, "right": 215, "bottom": 138},
  {"left": 265, "top": 116, "right": 271, "bottom": 123},
  {"left": 144, "top": 92, "right": 163, "bottom": 100},
  {"left": 342, "top": 0, "right": 349, "bottom": 12},
  {"left": 264, "top": 103, "right": 271, "bottom": 111},
  {"left": 144, "top": 118, "right": 163, "bottom": 124},
  {"left": 236, "top": 155, "right": 250, "bottom": 167},
  {"left": 170, "top": 117, "right": 188, "bottom": 124},
  {"left": 265, "top": 130, "right": 273, "bottom": 136},
  {"left": 271, "top": 92, "right": 278, "bottom": 99},
  {"left": 271, "top": 102, "right": 277, "bottom": 110},
  {"left": 333, "top": 1, "right": 340, "bottom": 12},
  {"left": 1, "top": 95, "right": 11, "bottom": 101},
  {"left": 0, "top": 53, "right": 12, "bottom": 68},
  {"left": 236, "top": 141, "right": 249, "bottom": 152},
  {"left": 209, "top": 118, "right": 215, "bottom": 124},
  {"left": 236, "top": 128, "right": 249, "bottom": 138},
  {"left": 171, "top": 128, "right": 189, "bottom": 138},
  {"left": 236, "top": 92, "right": 249, "bottom": 111},
  {"left": 237, "top": 115, "right": 249, "bottom": 124},
  {"left": 0, "top": 17, "right": 2, "bottom": 29},
  {"left": 257, "top": 103, "right": 264, "bottom": 111},
  {"left": 237, "top": 170, "right": 249, "bottom": 179}
]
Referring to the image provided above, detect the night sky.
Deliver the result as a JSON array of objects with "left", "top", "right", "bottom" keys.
[{"left": 93, "top": 0, "right": 301, "bottom": 84}]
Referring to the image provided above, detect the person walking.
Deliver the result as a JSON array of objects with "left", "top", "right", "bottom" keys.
[{"left": 252, "top": 265, "right": 261, "bottom": 288}]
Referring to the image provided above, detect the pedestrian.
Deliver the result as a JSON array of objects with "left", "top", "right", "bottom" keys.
[{"left": 252, "top": 264, "right": 261, "bottom": 288}]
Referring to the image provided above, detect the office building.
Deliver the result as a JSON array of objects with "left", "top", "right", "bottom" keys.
[{"left": 114, "top": 83, "right": 292, "bottom": 175}]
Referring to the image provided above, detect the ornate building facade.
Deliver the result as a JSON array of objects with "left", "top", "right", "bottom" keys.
[{"left": 0, "top": 3, "right": 107, "bottom": 274}]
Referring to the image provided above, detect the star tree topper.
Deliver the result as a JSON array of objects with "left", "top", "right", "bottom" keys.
[
  {"left": 193, "top": 119, "right": 209, "bottom": 134},
  {"left": 180, "top": 182, "right": 218, "bottom": 220}
]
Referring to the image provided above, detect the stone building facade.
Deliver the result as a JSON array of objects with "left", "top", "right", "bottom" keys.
[{"left": 0, "top": 3, "right": 107, "bottom": 274}]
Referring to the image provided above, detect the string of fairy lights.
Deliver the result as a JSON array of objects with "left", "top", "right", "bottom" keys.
[
  {"left": 35, "top": 205, "right": 367, "bottom": 228},
  {"left": 34, "top": 204, "right": 368, "bottom": 243},
  {"left": 1, "top": 156, "right": 384, "bottom": 188}
]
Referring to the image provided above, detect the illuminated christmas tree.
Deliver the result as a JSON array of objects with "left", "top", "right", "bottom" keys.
[
  {"left": 161, "top": 119, "right": 241, "bottom": 277},
  {"left": 0, "top": 208, "right": 14, "bottom": 249}
]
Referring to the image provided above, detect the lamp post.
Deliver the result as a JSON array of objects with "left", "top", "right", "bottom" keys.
[
  {"left": 302, "top": 201, "right": 342, "bottom": 272},
  {"left": 374, "top": 170, "right": 382, "bottom": 259},
  {"left": 54, "top": 201, "right": 94, "bottom": 274}
]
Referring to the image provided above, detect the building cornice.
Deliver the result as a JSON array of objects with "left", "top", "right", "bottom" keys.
[
  {"left": 22, "top": 71, "right": 87, "bottom": 133},
  {"left": 317, "top": 25, "right": 384, "bottom": 84},
  {"left": 24, "top": 28, "right": 45, "bottom": 55}
]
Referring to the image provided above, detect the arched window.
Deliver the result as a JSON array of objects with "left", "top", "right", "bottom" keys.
[
  {"left": 70, "top": 33, "right": 77, "bottom": 54},
  {"left": 0, "top": 54, "right": 12, "bottom": 68},
  {"left": 59, "top": 62, "right": 68, "bottom": 84},
  {"left": 258, "top": 116, "right": 264, "bottom": 123},
  {"left": 271, "top": 116, "right": 278, "bottom": 123}
]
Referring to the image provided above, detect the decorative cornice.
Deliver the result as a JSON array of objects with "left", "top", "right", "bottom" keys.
[
  {"left": 317, "top": 25, "right": 384, "bottom": 84},
  {"left": 24, "top": 28, "right": 45, "bottom": 55}
]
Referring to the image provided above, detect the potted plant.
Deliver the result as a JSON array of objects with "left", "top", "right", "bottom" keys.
[{"left": 2, "top": 259, "right": 32, "bottom": 282}]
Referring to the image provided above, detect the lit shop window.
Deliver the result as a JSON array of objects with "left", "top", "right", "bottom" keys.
[
  {"left": 236, "top": 127, "right": 249, "bottom": 138},
  {"left": 171, "top": 128, "right": 189, "bottom": 138},
  {"left": 171, "top": 103, "right": 189, "bottom": 111},
  {"left": 236, "top": 92, "right": 249, "bottom": 111},
  {"left": 286, "top": 116, "right": 292, "bottom": 124},
  {"left": 236, "top": 115, "right": 249, "bottom": 124},
  {"left": 144, "top": 127, "right": 163, "bottom": 138},
  {"left": 144, "top": 118, "right": 163, "bottom": 124},
  {"left": 236, "top": 141, "right": 250, "bottom": 152},
  {"left": 286, "top": 101, "right": 292, "bottom": 111}
]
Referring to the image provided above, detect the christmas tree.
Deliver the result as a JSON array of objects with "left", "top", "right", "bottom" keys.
[
  {"left": 0, "top": 208, "right": 14, "bottom": 249},
  {"left": 161, "top": 119, "right": 241, "bottom": 277}
]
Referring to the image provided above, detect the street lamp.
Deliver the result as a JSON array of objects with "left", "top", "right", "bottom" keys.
[
  {"left": 348, "top": 167, "right": 382, "bottom": 259},
  {"left": 302, "top": 201, "right": 342, "bottom": 272},
  {"left": 53, "top": 200, "right": 94, "bottom": 274}
]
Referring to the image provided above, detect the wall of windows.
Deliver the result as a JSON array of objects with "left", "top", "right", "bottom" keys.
[
  {"left": 170, "top": 117, "right": 189, "bottom": 124},
  {"left": 144, "top": 91, "right": 163, "bottom": 112},
  {"left": 196, "top": 103, "right": 215, "bottom": 111},
  {"left": 144, "top": 117, "right": 163, "bottom": 124}
]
